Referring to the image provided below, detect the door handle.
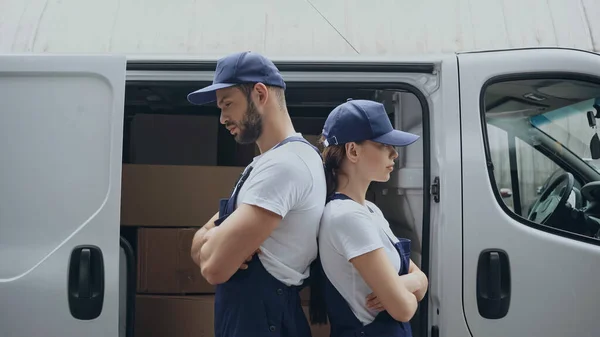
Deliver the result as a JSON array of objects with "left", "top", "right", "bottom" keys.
[
  {"left": 78, "top": 248, "right": 91, "bottom": 298},
  {"left": 476, "top": 249, "right": 511, "bottom": 319},
  {"left": 68, "top": 245, "right": 105, "bottom": 320}
]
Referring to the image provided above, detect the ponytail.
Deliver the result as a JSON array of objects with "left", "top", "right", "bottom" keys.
[
  {"left": 308, "top": 254, "right": 328, "bottom": 325},
  {"left": 319, "top": 135, "right": 345, "bottom": 198}
]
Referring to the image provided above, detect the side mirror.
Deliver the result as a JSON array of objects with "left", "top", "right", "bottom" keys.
[
  {"left": 591, "top": 134, "right": 600, "bottom": 160},
  {"left": 588, "top": 108, "right": 600, "bottom": 159}
]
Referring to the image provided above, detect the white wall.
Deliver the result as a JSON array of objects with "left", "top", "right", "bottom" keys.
[{"left": 2, "top": 0, "right": 600, "bottom": 56}]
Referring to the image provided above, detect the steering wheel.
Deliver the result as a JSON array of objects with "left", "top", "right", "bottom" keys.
[{"left": 527, "top": 172, "right": 575, "bottom": 224}]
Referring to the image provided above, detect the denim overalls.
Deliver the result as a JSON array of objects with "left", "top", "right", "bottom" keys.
[
  {"left": 212, "top": 136, "right": 322, "bottom": 337},
  {"left": 323, "top": 193, "right": 413, "bottom": 337}
]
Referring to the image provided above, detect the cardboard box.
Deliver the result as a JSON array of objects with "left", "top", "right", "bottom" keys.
[
  {"left": 135, "top": 295, "right": 215, "bottom": 337},
  {"left": 120, "top": 164, "right": 244, "bottom": 227},
  {"left": 137, "top": 228, "right": 214, "bottom": 294},
  {"left": 134, "top": 295, "right": 330, "bottom": 337},
  {"left": 129, "top": 114, "right": 219, "bottom": 166}
]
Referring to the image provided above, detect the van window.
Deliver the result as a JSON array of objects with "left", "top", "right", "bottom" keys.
[
  {"left": 486, "top": 124, "right": 515, "bottom": 211},
  {"left": 482, "top": 77, "right": 600, "bottom": 240}
]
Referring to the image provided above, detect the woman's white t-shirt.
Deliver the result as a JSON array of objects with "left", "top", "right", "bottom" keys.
[{"left": 318, "top": 195, "right": 402, "bottom": 325}]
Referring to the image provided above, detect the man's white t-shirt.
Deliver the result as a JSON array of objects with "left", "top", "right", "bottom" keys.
[
  {"left": 235, "top": 133, "right": 326, "bottom": 286},
  {"left": 318, "top": 196, "right": 402, "bottom": 325}
]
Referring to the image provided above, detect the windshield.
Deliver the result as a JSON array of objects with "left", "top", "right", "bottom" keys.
[{"left": 529, "top": 97, "right": 600, "bottom": 172}]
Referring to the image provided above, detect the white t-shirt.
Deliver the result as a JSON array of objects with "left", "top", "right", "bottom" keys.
[
  {"left": 235, "top": 133, "right": 326, "bottom": 286},
  {"left": 318, "top": 196, "right": 401, "bottom": 325}
]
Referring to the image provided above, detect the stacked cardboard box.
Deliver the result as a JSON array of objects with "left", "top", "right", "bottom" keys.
[{"left": 121, "top": 114, "right": 329, "bottom": 337}]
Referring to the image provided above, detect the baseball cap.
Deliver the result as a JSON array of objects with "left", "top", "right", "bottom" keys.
[
  {"left": 187, "top": 51, "right": 286, "bottom": 105},
  {"left": 322, "top": 99, "right": 420, "bottom": 147}
]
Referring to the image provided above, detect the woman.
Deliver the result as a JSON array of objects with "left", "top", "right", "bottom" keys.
[{"left": 310, "top": 99, "right": 428, "bottom": 337}]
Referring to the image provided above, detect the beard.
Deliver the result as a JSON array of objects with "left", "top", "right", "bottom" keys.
[{"left": 232, "top": 98, "right": 263, "bottom": 144}]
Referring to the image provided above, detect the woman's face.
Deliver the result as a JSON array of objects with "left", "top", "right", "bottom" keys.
[{"left": 356, "top": 140, "right": 399, "bottom": 182}]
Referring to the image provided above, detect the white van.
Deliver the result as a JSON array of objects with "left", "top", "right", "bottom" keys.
[{"left": 2, "top": 47, "right": 600, "bottom": 337}]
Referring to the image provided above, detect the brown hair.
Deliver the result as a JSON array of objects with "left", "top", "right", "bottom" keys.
[
  {"left": 319, "top": 135, "right": 363, "bottom": 196},
  {"left": 235, "top": 83, "right": 286, "bottom": 109}
]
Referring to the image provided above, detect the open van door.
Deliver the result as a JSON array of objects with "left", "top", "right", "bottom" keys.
[
  {"left": 458, "top": 48, "right": 600, "bottom": 337},
  {"left": 0, "top": 55, "right": 126, "bottom": 337}
]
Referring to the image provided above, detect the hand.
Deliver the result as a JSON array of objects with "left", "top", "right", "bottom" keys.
[
  {"left": 366, "top": 292, "right": 385, "bottom": 312},
  {"left": 239, "top": 248, "right": 261, "bottom": 270},
  {"left": 191, "top": 225, "right": 218, "bottom": 266},
  {"left": 407, "top": 261, "right": 428, "bottom": 301}
]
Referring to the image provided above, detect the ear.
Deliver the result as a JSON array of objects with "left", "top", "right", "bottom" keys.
[
  {"left": 345, "top": 142, "right": 361, "bottom": 163},
  {"left": 253, "top": 83, "right": 269, "bottom": 106}
]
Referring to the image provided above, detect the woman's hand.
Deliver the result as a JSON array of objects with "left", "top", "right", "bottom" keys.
[
  {"left": 407, "top": 260, "right": 428, "bottom": 301},
  {"left": 351, "top": 248, "right": 418, "bottom": 322},
  {"left": 365, "top": 260, "right": 428, "bottom": 312},
  {"left": 366, "top": 292, "right": 385, "bottom": 312}
]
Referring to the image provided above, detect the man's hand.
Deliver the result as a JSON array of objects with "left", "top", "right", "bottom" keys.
[
  {"left": 191, "top": 212, "right": 219, "bottom": 267},
  {"left": 199, "top": 204, "right": 281, "bottom": 285},
  {"left": 239, "top": 248, "right": 261, "bottom": 270}
]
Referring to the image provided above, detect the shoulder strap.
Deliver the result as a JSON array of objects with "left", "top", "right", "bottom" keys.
[
  {"left": 327, "top": 193, "right": 375, "bottom": 214},
  {"left": 274, "top": 135, "right": 322, "bottom": 158}
]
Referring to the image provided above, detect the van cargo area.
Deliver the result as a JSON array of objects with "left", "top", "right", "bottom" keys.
[{"left": 118, "top": 81, "right": 426, "bottom": 337}]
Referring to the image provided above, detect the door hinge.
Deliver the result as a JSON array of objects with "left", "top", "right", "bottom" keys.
[{"left": 431, "top": 177, "right": 440, "bottom": 203}]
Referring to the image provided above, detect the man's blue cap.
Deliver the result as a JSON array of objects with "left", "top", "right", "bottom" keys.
[
  {"left": 187, "top": 51, "right": 286, "bottom": 105},
  {"left": 322, "top": 99, "right": 420, "bottom": 147}
]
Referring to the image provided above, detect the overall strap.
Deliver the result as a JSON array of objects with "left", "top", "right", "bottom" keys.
[
  {"left": 214, "top": 165, "right": 254, "bottom": 226},
  {"left": 273, "top": 135, "right": 322, "bottom": 157},
  {"left": 327, "top": 193, "right": 375, "bottom": 213}
]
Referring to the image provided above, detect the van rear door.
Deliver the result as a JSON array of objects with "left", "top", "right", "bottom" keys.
[{"left": 0, "top": 55, "right": 126, "bottom": 337}]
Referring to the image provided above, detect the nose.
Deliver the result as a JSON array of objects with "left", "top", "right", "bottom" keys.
[
  {"left": 390, "top": 146, "right": 399, "bottom": 160},
  {"left": 219, "top": 112, "right": 227, "bottom": 125}
]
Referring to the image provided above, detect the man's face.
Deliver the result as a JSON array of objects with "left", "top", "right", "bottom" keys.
[{"left": 216, "top": 86, "right": 263, "bottom": 144}]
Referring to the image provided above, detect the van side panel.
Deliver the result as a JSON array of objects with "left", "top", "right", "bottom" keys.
[{"left": 0, "top": 55, "right": 125, "bottom": 337}]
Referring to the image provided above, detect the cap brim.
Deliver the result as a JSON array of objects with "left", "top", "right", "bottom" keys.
[
  {"left": 187, "top": 83, "right": 237, "bottom": 105},
  {"left": 372, "top": 129, "right": 420, "bottom": 147}
]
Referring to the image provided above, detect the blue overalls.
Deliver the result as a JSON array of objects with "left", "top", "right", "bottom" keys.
[
  {"left": 323, "top": 193, "right": 414, "bottom": 337},
  {"left": 212, "top": 136, "right": 322, "bottom": 337}
]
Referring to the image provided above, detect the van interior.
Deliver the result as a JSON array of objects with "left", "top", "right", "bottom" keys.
[{"left": 118, "top": 81, "right": 426, "bottom": 337}]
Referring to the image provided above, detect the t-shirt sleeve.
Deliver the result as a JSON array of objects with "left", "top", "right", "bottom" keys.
[
  {"left": 239, "top": 153, "right": 312, "bottom": 218},
  {"left": 329, "top": 210, "right": 384, "bottom": 261}
]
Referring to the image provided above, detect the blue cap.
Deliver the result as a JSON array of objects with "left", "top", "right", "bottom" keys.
[
  {"left": 322, "top": 99, "right": 420, "bottom": 147},
  {"left": 187, "top": 51, "right": 286, "bottom": 105}
]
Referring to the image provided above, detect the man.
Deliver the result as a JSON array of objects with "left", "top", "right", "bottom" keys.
[{"left": 188, "top": 51, "right": 326, "bottom": 337}]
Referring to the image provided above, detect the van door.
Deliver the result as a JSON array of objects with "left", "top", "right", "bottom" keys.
[
  {"left": 0, "top": 55, "right": 126, "bottom": 337},
  {"left": 458, "top": 48, "right": 600, "bottom": 337}
]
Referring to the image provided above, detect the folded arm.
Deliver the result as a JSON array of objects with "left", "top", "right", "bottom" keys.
[
  {"left": 352, "top": 249, "right": 418, "bottom": 322},
  {"left": 190, "top": 211, "right": 219, "bottom": 267},
  {"left": 405, "top": 260, "right": 428, "bottom": 301},
  {"left": 199, "top": 204, "right": 281, "bottom": 284},
  {"left": 196, "top": 153, "right": 310, "bottom": 285},
  {"left": 330, "top": 210, "right": 419, "bottom": 322}
]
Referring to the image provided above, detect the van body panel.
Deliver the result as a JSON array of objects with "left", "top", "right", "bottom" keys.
[
  {"left": 458, "top": 48, "right": 600, "bottom": 337},
  {"left": 0, "top": 55, "right": 126, "bottom": 337},
  {"left": 427, "top": 55, "right": 472, "bottom": 337},
  {"left": 3, "top": 47, "right": 600, "bottom": 337}
]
